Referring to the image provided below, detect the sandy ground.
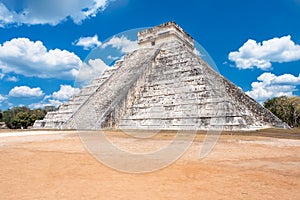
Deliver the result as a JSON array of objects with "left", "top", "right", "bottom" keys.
[{"left": 0, "top": 129, "right": 300, "bottom": 199}]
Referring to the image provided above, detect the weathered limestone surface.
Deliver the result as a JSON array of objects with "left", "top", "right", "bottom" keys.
[
  {"left": 62, "top": 47, "right": 161, "bottom": 130},
  {"left": 33, "top": 62, "right": 122, "bottom": 129},
  {"left": 34, "top": 22, "right": 287, "bottom": 130},
  {"left": 118, "top": 41, "right": 285, "bottom": 130},
  {"left": 138, "top": 21, "right": 194, "bottom": 51}
]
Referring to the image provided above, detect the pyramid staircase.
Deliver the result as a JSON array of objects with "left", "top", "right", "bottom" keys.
[{"left": 34, "top": 22, "right": 287, "bottom": 130}]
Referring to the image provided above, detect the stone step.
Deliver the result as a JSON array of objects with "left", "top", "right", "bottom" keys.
[
  {"left": 63, "top": 47, "right": 160, "bottom": 129},
  {"left": 119, "top": 42, "right": 249, "bottom": 130},
  {"left": 34, "top": 57, "right": 122, "bottom": 129},
  {"left": 34, "top": 39, "right": 287, "bottom": 130},
  {"left": 119, "top": 116, "right": 249, "bottom": 128}
]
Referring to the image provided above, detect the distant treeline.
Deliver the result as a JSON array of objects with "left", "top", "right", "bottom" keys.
[
  {"left": 264, "top": 96, "right": 300, "bottom": 128},
  {"left": 0, "top": 106, "right": 56, "bottom": 129}
]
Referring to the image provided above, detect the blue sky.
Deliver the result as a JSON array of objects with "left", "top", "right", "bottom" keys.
[{"left": 0, "top": 0, "right": 300, "bottom": 110}]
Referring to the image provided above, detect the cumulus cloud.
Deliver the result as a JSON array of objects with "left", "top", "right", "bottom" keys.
[
  {"left": 5, "top": 76, "right": 19, "bottom": 82},
  {"left": 102, "top": 35, "right": 138, "bottom": 53},
  {"left": 30, "top": 100, "right": 62, "bottom": 109},
  {"left": 229, "top": 35, "right": 300, "bottom": 70},
  {"left": 246, "top": 72, "right": 300, "bottom": 103},
  {"left": 76, "top": 58, "right": 109, "bottom": 85},
  {"left": 30, "top": 85, "right": 80, "bottom": 109},
  {"left": 0, "top": 73, "right": 18, "bottom": 82},
  {"left": 0, "top": 94, "right": 7, "bottom": 102},
  {"left": 74, "top": 35, "right": 102, "bottom": 50},
  {"left": 0, "top": 73, "right": 19, "bottom": 82},
  {"left": 75, "top": 35, "right": 138, "bottom": 53},
  {"left": 51, "top": 85, "right": 80, "bottom": 101},
  {"left": 9, "top": 86, "right": 44, "bottom": 98},
  {"left": 0, "top": 0, "right": 111, "bottom": 27},
  {"left": 107, "top": 55, "right": 120, "bottom": 60},
  {"left": 48, "top": 99, "right": 64, "bottom": 108},
  {"left": 0, "top": 38, "right": 81, "bottom": 80},
  {"left": 193, "top": 48, "right": 202, "bottom": 56}
]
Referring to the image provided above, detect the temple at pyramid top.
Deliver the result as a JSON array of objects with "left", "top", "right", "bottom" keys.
[{"left": 138, "top": 21, "right": 194, "bottom": 50}]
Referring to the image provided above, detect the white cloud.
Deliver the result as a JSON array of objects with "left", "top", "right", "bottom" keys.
[
  {"left": 102, "top": 35, "right": 138, "bottom": 53},
  {"left": 0, "top": 0, "right": 111, "bottom": 27},
  {"left": 193, "top": 48, "right": 201, "bottom": 56},
  {"left": 76, "top": 58, "right": 109, "bottom": 85},
  {"left": 5, "top": 76, "right": 19, "bottom": 82},
  {"left": 246, "top": 72, "right": 300, "bottom": 103},
  {"left": 0, "top": 38, "right": 81, "bottom": 79},
  {"left": 74, "top": 35, "right": 102, "bottom": 50},
  {"left": 107, "top": 55, "right": 120, "bottom": 60},
  {"left": 0, "top": 73, "right": 18, "bottom": 82},
  {"left": 229, "top": 35, "right": 300, "bottom": 70},
  {"left": 29, "top": 100, "right": 61, "bottom": 109},
  {"left": 52, "top": 85, "right": 80, "bottom": 101},
  {"left": 9, "top": 86, "right": 44, "bottom": 98},
  {"left": 0, "top": 94, "right": 7, "bottom": 102},
  {"left": 30, "top": 85, "right": 80, "bottom": 109},
  {"left": 48, "top": 99, "right": 64, "bottom": 107}
]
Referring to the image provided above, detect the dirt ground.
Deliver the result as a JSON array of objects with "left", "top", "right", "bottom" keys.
[{"left": 0, "top": 129, "right": 300, "bottom": 199}]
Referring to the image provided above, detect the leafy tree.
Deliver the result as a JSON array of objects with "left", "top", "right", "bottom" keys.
[
  {"left": 3, "top": 109, "right": 14, "bottom": 128},
  {"left": 288, "top": 96, "right": 300, "bottom": 126},
  {"left": 264, "top": 96, "right": 300, "bottom": 127},
  {"left": 1, "top": 106, "right": 49, "bottom": 129}
]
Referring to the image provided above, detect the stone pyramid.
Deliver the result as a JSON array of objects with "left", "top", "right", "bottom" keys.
[{"left": 34, "top": 22, "right": 287, "bottom": 130}]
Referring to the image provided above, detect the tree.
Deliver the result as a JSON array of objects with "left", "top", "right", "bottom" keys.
[
  {"left": 1, "top": 106, "right": 48, "bottom": 129},
  {"left": 264, "top": 96, "right": 300, "bottom": 127},
  {"left": 12, "top": 112, "right": 29, "bottom": 129},
  {"left": 288, "top": 96, "right": 300, "bottom": 127},
  {"left": 3, "top": 109, "right": 14, "bottom": 128}
]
